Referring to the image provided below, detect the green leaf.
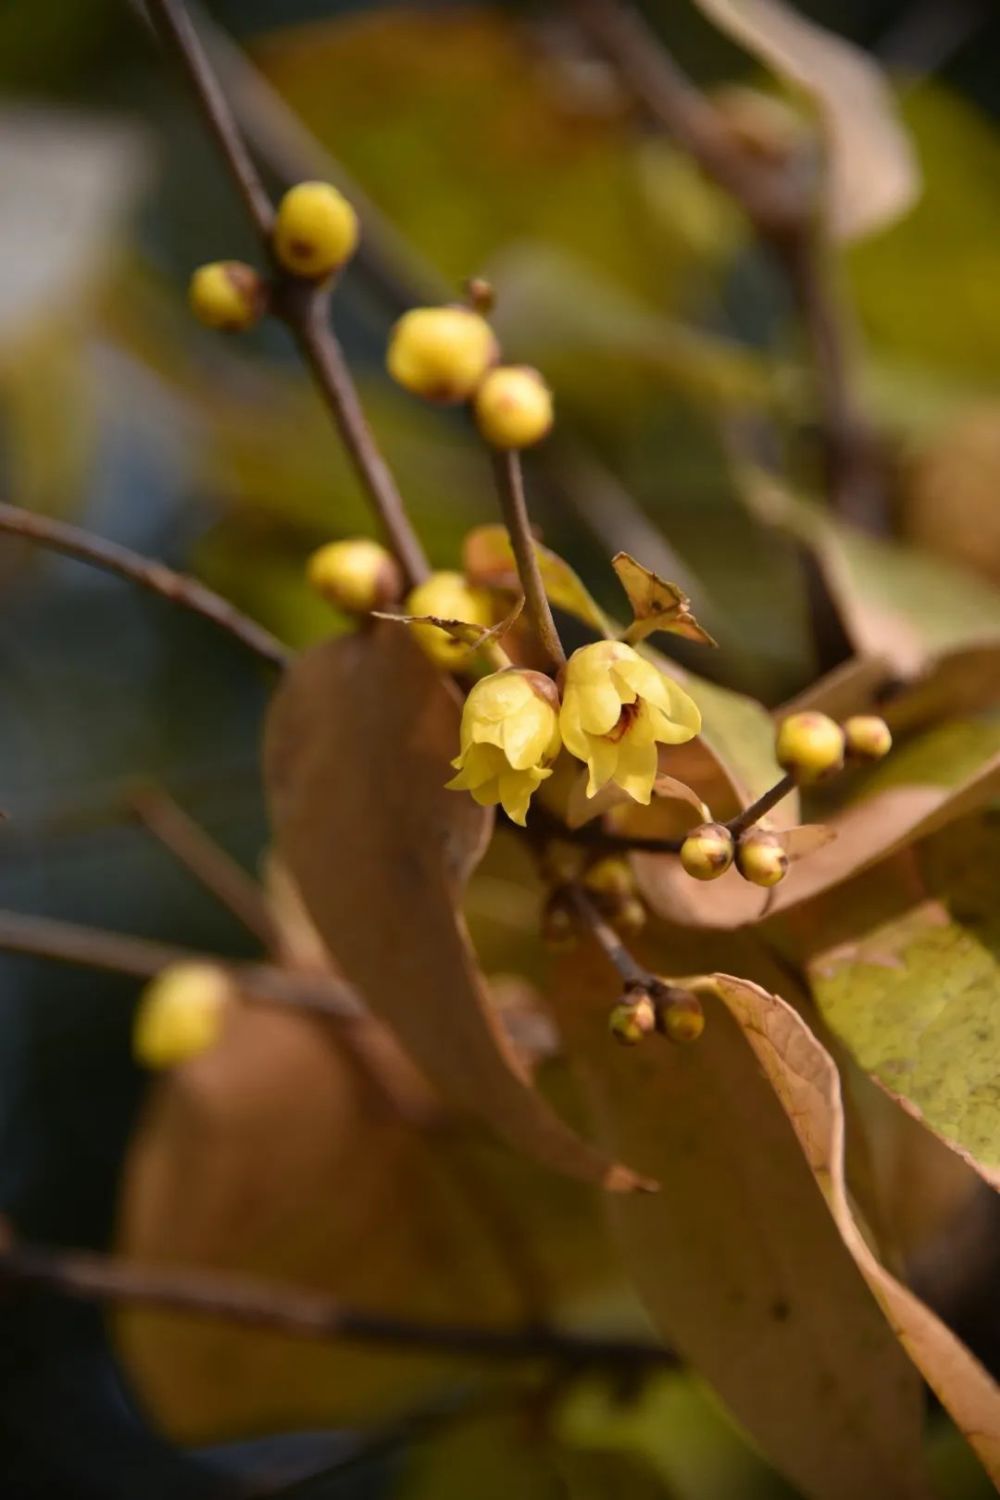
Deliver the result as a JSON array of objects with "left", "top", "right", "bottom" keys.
[{"left": 808, "top": 819, "right": 1000, "bottom": 1189}]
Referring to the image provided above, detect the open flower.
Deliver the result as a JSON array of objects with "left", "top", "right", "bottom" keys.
[
  {"left": 559, "top": 641, "right": 701, "bottom": 803},
  {"left": 447, "top": 669, "right": 561, "bottom": 824}
]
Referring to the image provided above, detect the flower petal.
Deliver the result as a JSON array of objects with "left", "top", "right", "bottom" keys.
[
  {"left": 585, "top": 735, "right": 620, "bottom": 798},
  {"left": 614, "top": 734, "right": 659, "bottom": 803},
  {"left": 502, "top": 698, "right": 556, "bottom": 771}
]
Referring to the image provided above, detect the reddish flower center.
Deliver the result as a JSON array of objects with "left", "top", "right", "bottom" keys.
[{"left": 604, "top": 699, "right": 641, "bottom": 743}]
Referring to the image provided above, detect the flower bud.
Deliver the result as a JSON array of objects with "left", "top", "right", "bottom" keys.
[
  {"left": 474, "top": 366, "right": 554, "bottom": 449},
  {"left": 735, "top": 830, "right": 789, "bottom": 887},
  {"left": 542, "top": 893, "right": 577, "bottom": 952},
  {"left": 680, "top": 822, "right": 734, "bottom": 881},
  {"left": 188, "top": 261, "right": 266, "bottom": 332},
  {"left": 775, "top": 711, "right": 845, "bottom": 784},
  {"left": 404, "top": 570, "right": 493, "bottom": 669},
  {"left": 609, "top": 993, "right": 657, "bottom": 1046},
  {"left": 388, "top": 306, "right": 497, "bottom": 403},
  {"left": 614, "top": 896, "right": 647, "bottom": 938},
  {"left": 273, "top": 181, "right": 359, "bottom": 279},
  {"left": 660, "top": 991, "right": 705, "bottom": 1044},
  {"left": 133, "top": 962, "right": 232, "bottom": 1070},
  {"left": 843, "top": 715, "right": 892, "bottom": 762},
  {"left": 583, "top": 856, "right": 635, "bottom": 902},
  {"left": 306, "top": 537, "right": 402, "bottom": 615}
]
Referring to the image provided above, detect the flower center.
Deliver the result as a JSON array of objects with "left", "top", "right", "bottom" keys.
[{"left": 604, "top": 699, "right": 641, "bottom": 743}]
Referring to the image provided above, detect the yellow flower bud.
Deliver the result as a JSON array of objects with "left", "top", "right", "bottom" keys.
[
  {"left": 843, "top": 715, "right": 892, "bottom": 762},
  {"left": 273, "top": 181, "right": 359, "bottom": 279},
  {"left": 474, "top": 366, "right": 554, "bottom": 449},
  {"left": 583, "top": 856, "right": 635, "bottom": 901},
  {"left": 306, "top": 537, "right": 402, "bottom": 615},
  {"left": 387, "top": 306, "right": 497, "bottom": 404},
  {"left": 542, "top": 893, "right": 577, "bottom": 952},
  {"left": 560, "top": 640, "right": 701, "bottom": 805},
  {"left": 447, "top": 668, "right": 561, "bottom": 825},
  {"left": 735, "top": 830, "right": 789, "bottom": 887},
  {"left": 188, "top": 261, "right": 266, "bottom": 332},
  {"left": 680, "top": 822, "right": 734, "bottom": 881},
  {"left": 609, "top": 993, "right": 657, "bottom": 1046},
  {"left": 614, "top": 896, "right": 647, "bottom": 937},
  {"left": 660, "top": 991, "right": 705, "bottom": 1044},
  {"left": 404, "top": 570, "right": 493, "bottom": 669},
  {"left": 775, "top": 711, "right": 845, "bottom": 784},
  {"left": 133, "top": 962, "right": 232, "bottom": 1069}
]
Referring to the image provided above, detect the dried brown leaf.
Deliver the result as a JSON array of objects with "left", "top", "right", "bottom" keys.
[
  {"left": 372, "top": 595, "right": 524, "bottom": 659},
  {"left": 611, "top": 552, "right": 717, "bottom": 647},
  {"left": 549, "top": 941, "right": 934, "bottom": 1500},
  {"left": 263, "top": 624, "right": 646, "bottom": 1190}
]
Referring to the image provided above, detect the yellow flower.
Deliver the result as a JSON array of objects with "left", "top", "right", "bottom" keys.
[
  {"left": 447, "top": 669, "right": 561, "bottom": 824},
  {"left": 559, "top": 641, "right": 701, "bottom": 804},
  {"left": 133, "top": 962, "right": 232, "bottom": 1069}
]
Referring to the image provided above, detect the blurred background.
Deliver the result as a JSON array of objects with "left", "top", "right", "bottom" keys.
[{"left": 0, "top": 0, "right": 998, "bottom": 1494}]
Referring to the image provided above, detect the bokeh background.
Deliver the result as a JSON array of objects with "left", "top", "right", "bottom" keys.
[{"left": 0, "top": 0, "right": 998, "bottom": 1495}]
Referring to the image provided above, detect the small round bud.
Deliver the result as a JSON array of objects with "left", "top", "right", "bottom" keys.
[
  {"left": 613, "top": 896, "right": 647, "bottom": 938},
  {"left": 542, "top": 894, "right": 577, "bottom": 952},
  {"left": 680, "top": 822, "right": 734, "bottom": 881},
  {"left": 735, "top": 830, "right": 789, "bottom": 888},
  {"left": 404, "top": 570, "right": 493, "bottom": 669},
  {"left": 583, "top": 856, "right": 635, "bottom": 902},
  {"left": 775, "top": 711, "right": 846, "bottom": 784},
  {"left": 188, "top": 261, "right": 266, "bottom": 332},
  {"left": 464, "top": 277, "right": 496, "bottom": 316},
  {"left": 273, "top": 181, "right": 359, "bottom": 279},
  {"left": 306, "top": 537, "right": 402, "bottom": 615},
  {"left": 609, "top": 993, "right": 657, "bottom": 1046},
  {"left": 660, "top": 991, "right": 705, "bottom": 1045},
  {"left": 387, "top": 306, "right": 497, "bottom": 404},
  {"left": 474, "top": 366, "right": 554, "bottom": 449},
  {"left": 133, "top": 962, "right": 232, "bottom": 1070},
  {"left": 843, "top": 715, "right": 892, "bottom": 762}
]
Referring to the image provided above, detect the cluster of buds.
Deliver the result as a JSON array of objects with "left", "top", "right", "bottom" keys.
[
  {"left": 386, "top": 301, "right": 553, "bottom": 450},
  {"left": 188, "top": 180, "right": 360, "bottom": 336},
  {"left": 448, "top": 640, "right": 702, "bottom": 825},
  {"left": 679, "top": 709, "right": 892, "bottom": 888},
  {"left": 609, "top": 984, "right": 704, "bottom": 1047}
]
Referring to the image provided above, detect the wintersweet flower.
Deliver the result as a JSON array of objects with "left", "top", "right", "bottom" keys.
[
  {"left": 559, "top": 641, "right": 701, "bottom": 804},
  {"left": 447, "top": 669, "right": 561, "bottom": 825}
]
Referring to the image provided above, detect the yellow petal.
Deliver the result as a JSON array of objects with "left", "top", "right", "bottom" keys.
[
  {"left": 576, "top": 679, "right": 624, "bottom": 736},
  {"left": 614, "top": 734, "right": 659, "bottom": 803},
  {"left": 502, "top": 698, "right": 556, "bottom": 771},
  {"left": 559, "top": 692, "right": 592, "bottom": 762},
  {"left": 585, "top": 735, "right": 620, "bottom": 798}
]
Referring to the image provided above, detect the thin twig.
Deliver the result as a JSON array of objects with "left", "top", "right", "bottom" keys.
[
  {"left": 562, "top": 884, "right": 653, "bottom": 992},
  {"left": 143, "top": 0, "right": 275, "bottom": 237},
  {"left": 140, "top": 0, "right": 430, "bottom": 586},
  {"left": 0, "top": 502, "right": 289, "bottom": 669},
  {"left": 531, "top": 771, "right": 797, "bottom": 856},
  {"left": 491, "top": 451, "right": 565, "bottom": 670},
  {"left": 0, "top": 907, "right": 361, "bottom": 1021},
  {"left": 0, "top": 1237, "right": 676, "bottom": 1371},
  {"left": 288, "top": 287, "right": 429, "bottom": 586},
  {"left": 569, "top": 0, "right": 883, "bottom": 531},
  {"left": 126, "top": 784, "right": 282, "bottom": 955}
]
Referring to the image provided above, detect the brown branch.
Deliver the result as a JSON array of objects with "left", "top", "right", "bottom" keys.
[
  {"left": 125, "top": 784, "right": 282, "bottom": 954},
  {"left": 0, "top": 907, "right": 361, "bottom": 1022},
  {"left": 140, "top": 0, "right": 430, "bottom": 586},
  {"left": 568, "top": 0, "right": 884, "bottom": 532},
  {"left": 0, "top": 502, "right": 289, "bottom": 669},
  {"left": 562, "top": 884, "right": 653, "bottom": 991},
  {"left": 143, "top": 0, "right": 275, "bottom": 238},
  {"left": 491, "top": 451, "right": 565, "bottom": 670},
  {"left": 0, "top": 1237, "right": 676, "bottom": 1371}
]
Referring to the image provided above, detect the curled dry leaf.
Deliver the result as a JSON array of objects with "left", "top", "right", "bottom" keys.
[
  {"left": 710, "top": 973, "right": 1000, "bottom": 1484},
  {"left": 692, "top": 0, "right": 919, "bottom": 241},
  {"left": 372, "top": 595, "right": 524, "bottom": 659},
  {"left": 548, "top": 938, "right": 933, "bottom": 1500},
  {"left": 774, "top": 822, "right": 836, "bottom": 860},
  {"left": 263, "top": 623, "right": 646, "bottom": 1190},
  {"left": 612, "top": 551, "right": 717, "bottom": 647}
]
